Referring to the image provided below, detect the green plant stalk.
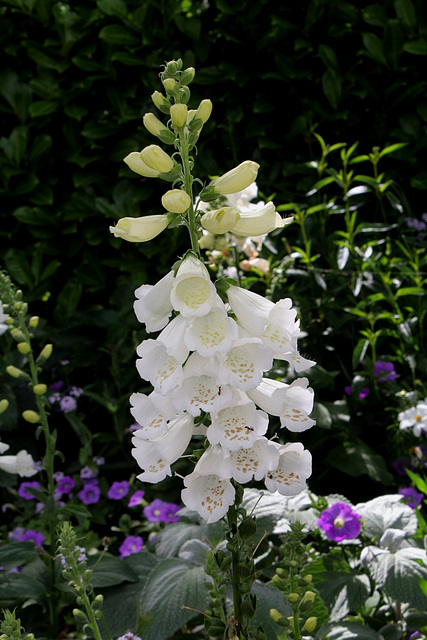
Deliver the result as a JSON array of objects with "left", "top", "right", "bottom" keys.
[
  {"left": 16, "top": 313, "right": 59, "bottom": 634},
  {"left": 178, "top": 129, "right": 201, "bottom": 257},
  {"left": 227, "top": 505, "right": 243, "bottom": 628}
]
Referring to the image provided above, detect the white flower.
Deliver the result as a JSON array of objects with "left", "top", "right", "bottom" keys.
[
  {"left": 184, "top": 306, "right": 238, "bottom": 357},
  {"left": 194, "top": 441, "right": 279, "bottom": 484},
  {"left": 157, "top": 314, "right": 190, "bottom": 363},
  {"left": 398, "top": 400, "right": 427, "bottom": 437},
  {"left": 130, "top": 391, "right": 177, "bottom": 439},
  {"left": 207, "top": 401, "right": 269, "bottom": 451},
  {"left": 131, "top": 413, "right": 194, "bottom": 482},
  {"left": 226, "top": 285, "right": 275, "bottom": 335},
  {"left": 0, "top": 443, "right": 38, "bottom": 477},
  {"left": 173, "top": 361, "right": 232, "bottom": 416},
  {"left": 264, "top": 442, "right": 312, "bottom": 496},
  {"left": 181, "top": 472, "right": 235, "bottom": 523},
  {"left": 136, "top": 339, "right": 182, "bottom": 395},
  {"left": 109, "top": 215, "right": 169, "bottom": 242},
  {"left": 124, "top": 151, "right": 162, "bottom": 177},
  {"left": 170, "top": 255, "right": 220, "bottom": 318},
  {"left": 134, "top": 271, "right": 174, "bottom": 333},
  {"left": 0, "top": 301, "right": 9, "bottom": 335},
  {"left": 205, "top": 160, "right": 260, "bottom": 197},
  {"left": 247, "top": 377, "right": 315, "bottom": 432},
  {"left": 218, "top": 337, "right": 273, "bottom": 391},
  {"left": 231, "top": 202, "right": 292, "bottom": 237}
]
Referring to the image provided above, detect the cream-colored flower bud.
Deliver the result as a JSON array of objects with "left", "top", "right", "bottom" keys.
[
  {"left": 201, "top": 161, "right": 260, "bottom": 201},
  {"left": 36, "top": 344, "right": 53, "bottom": 364},
  {"left": 151, "top": 90, "right": 171, "bottom": 114},
  {"left": 180, "top": 67, "right": 195, "bottom": 85},
  {"left": 195, "top": 99, "right": 212, "bottom": 124},
  {"left": 22, "top": 410, "right": 40, "bottom": 424},
  {"left": 28, "top": 316, "right": 39, "bottom": 329},
  {"left": 33, "top": 384, "right": 47, "bottom": 396},
  {"left": 124, "top": 152, "right": 160, "bottom": 177},
  {"left": 200, "top": 207, "right": 240, "bottom": 234},
  {"left": 110, "top": 215, "right": 169, "bottom": 243},
  {"left": 143, "top": 113, "right": 174, "bottom": 144},
  {"left": 162, "top": 78, "right": 176, "bottom": 94},
  {"left": 170, "top": 103, "right": 188, "bottom": 129},
  {"left": 288, "top": 593, "right": 299, "bottom": 603},
  {"left": 11, "top": 328, "right": 25, "bottom": 341},
  {"left": 161, "top": 189, "right": 191, "bottom": 213},
  {"left": 302, "top": 590, "right": 316, "bottom": 604},
  {"left": 0, "top": 399, "right": 9, "bottom": 414},
  {"left": 303, "top": 617, "right": 317, "bottom": 633},
  {"left": 17, "top": 342, "right": 31, "bottom": 355},
  {"left": 140, "top": 145, "right": 174, "bottom": 173},
  {"left": 6, "top": 365, "right": 28, "bottom": 379}
]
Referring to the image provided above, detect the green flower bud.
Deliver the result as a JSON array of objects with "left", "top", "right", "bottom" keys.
[
  {"left": 288, "top": 593, "right": 299, "bottom": 603},
  {"left": 151, "top": 90, "right": 171, "bottom": 114},
  {"left": 270, "top": 609, "right": 287, "bottom": 626},
  {"left": 10, "top": 328, "right": 26, "bottom": 341},
  {"left": 303, "top": 573, "right": 313, "bottom": 583},
  {"left": 143, "top": 113, "right": 175, "bottom": 144},
  {"left": 140, "top": 145, "right": 174, "bottom": 173},
  {"left": 303, "top": 616, "right": 317, "bottom": 633},
  {"left": 180, "top": 66, "right": 195, "bottom": 85},
  {"left": 200, "top": 161, "right": 259, "bottom": 201},
  {"left": 161, "top": 189, "right": 191, "bottom": 213},
  {"left": 22, "top": 410, "right": 40, "bottom": 424},
  {"left": 195, "top": 99, "right": 212, "bottom": 124},
  {"left": 110, "top": 215, "right": 169, "bottom": 243},
  {"left": 170, "top": 103, "right": 188, "bottom": 129},
  {"left": 36, "top": 343, "right": 53, "bottom": 364},
  {"left": 0, "top": 399, "right": 9, "bottom": 414},
  {"left": 17, "top": 341, "right": 31, "bottom": 354},
  {"left": 162, "top": 77, "right": 177, "bottom": 95},
  {"left": 72, "top": 609, "right": 87, "bottom": 623},
  {"left": 33, "top": 384, "right": 47, "bottom": 395},
  {"left": 200, "top": 207, "right": 240, "bottom": 234},
  {"left": 28, "top": 316, "right": 39, "bottom": 328},
  {"left": 6, "top": 365, "right": 29, "bottom": 380},
  {"left": 302, "top": 590, "right": 316, "bottom": 604}
]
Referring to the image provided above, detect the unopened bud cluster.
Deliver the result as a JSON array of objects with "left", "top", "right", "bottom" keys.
[{"left": 0, "top": 610, "right": 34, "bottom": 640}]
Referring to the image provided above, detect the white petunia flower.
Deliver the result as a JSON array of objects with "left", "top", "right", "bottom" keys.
[
  {"left": 134, "top": 271, "right": 174, "bottom": 333},
  {"left": 398, "top": 399, "right": 427, "bottom": 437},
  {"left": 184, "top": 306, "right": 238, "bottom": 357},
  {"left": 264, "top": 442, "right": 312, "bottom": 495},
  {"left": 130, "top": 391, "right": 177, "bottom": 439},
  {"left": 247, "top": 377, "right": 315, "bottom": 432},
  {"left": 136, "top": 340, "right": 182, "bottom": 395},
  {"left": 132, "top": 413, "right": 194, "bottom": 482},
  {"left": 170, "top": 255, "right": 220, "bottom": 318},
  {"left": 207, "top": 402, "right": 269, "bottom": 451},
  {"left": 181, "top": 472, "right": 235, "bottom": 523}
]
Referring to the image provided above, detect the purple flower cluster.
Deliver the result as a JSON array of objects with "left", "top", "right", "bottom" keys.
[
  {"left": 374, "top": 361, "right": 397, "bottom": 382},
  {"left": 17, "top": 481, "right": 41, "bottom": 500},
  {"left": 143, "top": 499, "right": 181, "bottom": 523},
  {"left": 9, "top": 527, "right": 44, "bottom": 546},
  {"left": 317, "top": 502, "right": 362, "bottom": 542},
  {"left": 119, "top": 535, "right": 144, "bottom": 558},
  {"left": 398, "top": 487, "right": 424, "bottom": 509},
  {"left": 48, "top": 382, "right": 83, "bottom": 414}
]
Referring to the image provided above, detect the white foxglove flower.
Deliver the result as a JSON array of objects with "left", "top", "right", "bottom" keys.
[
  {"left": 173, "top": 373, "right": 231, "bottom": 417},
  {"left": 124, "top": 151, "right": 162, "bottom": 177},
  {"left": 0, "top": 301, "right": 9, "bottom": 335},
  {"left": 218, "top": 337, "right": 273, "bottom": 391},
  {"left": 157, "top": 314, "right": 190, "bottom": 363},
  {"left": 130, "top": 392, "right": 177, "bottom": 439},
  {"left": 184, "top": 306, "right": 238, "bottom": 357},
  {"left": 0, "top": 445, "right": 38, "bottom": 477},
  {"left": 134, "top": 271, "right": 174, "bottom": 333},
  {"left": 132, "top": 413, "right": 194, "bottom": 482},
  {"left": 264, "top": 442, "right": 312, "bottom": 495},
  {"left": 247, "top": 377, "right": 315, "bottom": 432},
  {"left": 226, "top": 285, "right": 274, "bottom": 335},
  {"left": 136, "top": 340, "right": 182, "bottom": 395},
  {"left": 261, "top": 299, "right": 300, "bottom": 357},
  {"left": 231, "top": 202, "right": 292, "bottom": 237},
  {"left": 181, "top": 472, "right": 235, "bottom": 523},
  {"left": 202, "top": 161, "right": 260, "bottom": 198},
  {"left": 285, "top": 352, "right": 317, "bottom": 373},
  {"left": 207, "top": 401, "right": 269, "bottom": 451},
  {"left": 109, "top": 215, "right": 169, "bottom": 243},
  {"left": 170, "top": 255, "right": 220, "bottom": 318},
  {"left": 226, "top": 438, "right": 280, "bottom": 483}
]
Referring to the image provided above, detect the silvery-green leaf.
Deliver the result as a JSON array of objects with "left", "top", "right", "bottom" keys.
[{"left": 355, "top": 495, "right": 417, "bottom": 539}]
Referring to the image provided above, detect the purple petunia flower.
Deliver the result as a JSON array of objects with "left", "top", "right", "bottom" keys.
[
  {"left": 108, "top": 481, "right": 130, "bottom": 500},
  {"left": 128, "top": 490, "right": 145, "bottom": 507},
  {"left": 18, "top": 481, "right": 41, "bottom": 500},
  {"left": 118, "top": 535, "right": 144, "bottom": 559},
  {"left": 56, "top": 475, "right": 75, "bottom": 495},
  {"left": 78, "top": 481, "right": 101, "bottom": 505},
  {"left": 398, "top": 487, "right": 424, "bottom": 508},
  {"left": 317, "top": 502, "right": 362, "bottom": 542},
  {"left": 144, "top": 499, "right": 181, "bottom": 523},
  {"left": 9, "top": 527, "right": 44, "bottom": 546},
  {"left": 374, "top": 361, "right": 397, "bottom": 382}
]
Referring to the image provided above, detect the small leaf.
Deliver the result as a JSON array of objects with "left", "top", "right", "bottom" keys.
[
  {"left": 98, "top": 24, "right": 139, "bottom": 45},
  {"left": 362, "top": 32, "right": 388, "bottom": 65}
]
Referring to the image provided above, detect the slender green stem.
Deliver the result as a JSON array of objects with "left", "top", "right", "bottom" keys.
[
  {"left": 178, "top": 130, "right": 201, "bottom": 257},
  {"left": 227, "top": 506, "right": 243, "bottom": 628}
]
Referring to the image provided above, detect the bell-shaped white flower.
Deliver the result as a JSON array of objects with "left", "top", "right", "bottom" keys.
[
  {"left": 247, "top": 377, "right": 315, "bottom": 432},
  {"left": 0, "top": 447, "right": 38, "bottom": 477},
  {"left": 136, "top": 339, "right": 182, "bottom": 395},
  {"left": 231, "top": 202, "right": 292, "bottom": 237},
  {"left": 109, "top": 215, "right": 169, "bottom": 243},
  {"left": 181, "top": 472, "right": 235, "bottom": 523},
  {"left": 264, "top": 442, "right": 312, "bottom": 496},
  {"left": 134, "top": 271, "right": 174, "bottom": 333},
  {"left": 261, "top": 299, "right": 299, "bottom": 356},
  {"left": 200, "top": 207, "right": 241, "bottom": 234},
  {"left": 184, "top": 306, "right": 238, "bottom": 357},
  {"left": 130, "top": 391, "right": 177, "bottom": 439},
  {"left": 226, "top": 438, "right": 280, "bottom": 483},
  {"left": 207, "top": 401, "right": 269, "bottom": 451},
  {"left": 218, "top": 337, "right": 273, "bottom": 391},
  {"left": 157, "top": 314, "right": 190, "bottom": 364},
  {"left": 124, "top": 151, "right": 162, "bottom": 177},
  {"left": 170, "top": 255, "right": 220, "bottom": 318},
  {"left": 203, "top": 160, "right": 260, "bottom": 198},
  {"left": 132, "top": 413, "right": 194, "bottom": 482},
  {"left": 227, "top": 285, "right": 274, "bottom": 335}
]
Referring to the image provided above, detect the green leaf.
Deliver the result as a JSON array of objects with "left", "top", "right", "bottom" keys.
[
  {"left": 322, "top": 69, "right": 342, "bottom": 110},
  {"left": 362, "top": 32, "right": 388, "bottom": 65},
  {"left": 315, "top": 571, "right": 371, "bottom": 621},
  {"left": 395, "top": 0, "right": 417, "bottom": 29},
  {"left": 352, "top": 338, "right": 369, "bottom": 369},
  {"left": 395, "top": 286, "right": 424, "bottom": 297},
  {"left": 319, "top": 621, "right": 381, "bottom": 639},
  {"left": 403, "top": 38, "right": 427, "bottom": 55},
  {"left": 0, "top": 541, "right": 38, "bottom": 567},
  {"left": 89, "top": 553, "right": 139, "bottom": 588},
  {"left": 97, "top": 0, "right": 129, "bottom": 19},
  {"left": 98, "top": 24, "right": 139, "bottom": 45},
  {"left": 378, "top": 142, "right": 408, "bottom": 157},
  {"left": 139, "top": 558, "right": 211, "bottom": 640},
  {"left": 326, "top": 443, "right": 394, "bottom": 485},
  {"left": 29, "top": 101, "right": 59, "bottom": 117}
]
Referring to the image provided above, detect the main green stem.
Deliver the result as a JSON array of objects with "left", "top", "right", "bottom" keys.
[
  {"left": 227, "top": 505, "right": 243, "bottom": 628},
  {"left": 178, "top": 130, "right": 201, "bottom": 257}
]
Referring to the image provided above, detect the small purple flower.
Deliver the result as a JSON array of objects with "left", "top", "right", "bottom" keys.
[
  {"left": 68, "top": 386, "right": 83, "bottom": 398},
  {"left": 48, "top": 392, "right": 62, "bottom": 405},
  {"left": 60, "top": 545, "right": 87, "bottom": 567},
  {"left": 78, "top": 482, "right": 101, "bottom": 505},
  {"left": 374, "top": 361, "right": 397, "bottom": 382},
  {"left": 144, "top": 499, "right": 181, "bottom": 523},
  {"left": 60, "top": 396, "right": 77, "bottom": 413},
  {"left": 406, "top": 217, "right": 427, "bottom": 231},
  {"left": 56, "top": 475, "right": 75, "bottom": 495},
  {"left": 108, "top": 481, "right": 129, "bottom": 500},
  {"left": 50, "top": 381, "right": 64, "bottom": 391},
  {"left": 10, "top": 528, "right": 44, "bottom": 546},
  {"left": 358, "top": 387, "right": 370, "bottom": 399},
  {"left": 398, "top": 487, "right": 424, "bottom": 508},
  {"left": 119, "top": 536, "right": 144, "bottom": 559},
  {"left": 128, "top": 490, "right": 145, "bottom": 507},
  {"left": 117, "top": 633, "right": 142, "bottom": 640},
  {"left": 93, "top": 456, "right": 105, "bottom": 466},
  {"left": 18, "top": 481, "right": 41, "bottom": 500},
  {"left": 318, "top": 502, "right": 362, "bottom": 542},
  {"left": 80, "top": 465, "right": 98, "bottom": 481}
]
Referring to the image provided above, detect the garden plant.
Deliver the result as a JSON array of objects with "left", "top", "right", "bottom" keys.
[{"left": 1, "top": 1, "right": 427, "bottom": 640}]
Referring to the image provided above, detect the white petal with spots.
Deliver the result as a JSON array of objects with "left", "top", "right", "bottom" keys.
[
  {"left": 182, "top": 473, "right": 235, "bottom": 523},
  {"left": 185, "top": 307, "right": 238, "bottom": 357},
  {"left": 207, "top": 403, "right": 269, "bottom": 451},
  {"left": 264, "top": 442, "right": 312, "bottom": 496},
  {"left": 136, "top": 339, "right": 182, "bottom": 395}
]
